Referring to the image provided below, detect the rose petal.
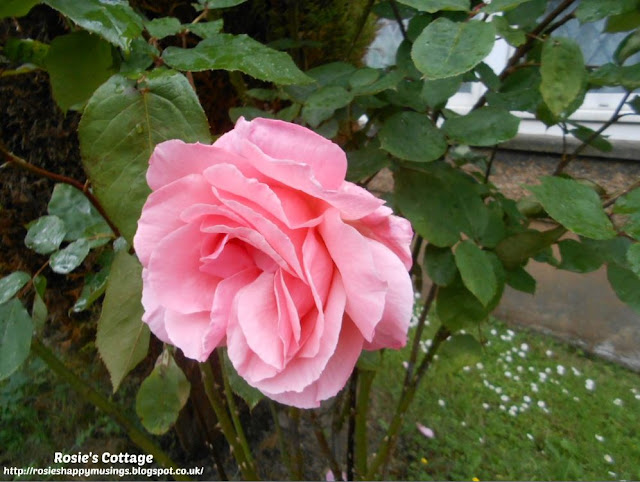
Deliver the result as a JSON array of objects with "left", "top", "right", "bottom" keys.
[
  {"left": 140, "top": 268, "right": 171, "bottom": 343},
  {"left": 147, "top": 222, "right": 219, "bottom": 314},
  {"left": 216, "top": 117, "right": 347, "bottom": 191},
  {"left": 164, "top": 309, "right": 212, "bottom": 361},
  {"left": 134, "top": 174, "right": 216, "bottom": 266},
  {"left": 319, "top": 211, "right": 387, "bottom": 342},
  {"left": 416, "top": 423, "right": 435, "bottom": 439}
]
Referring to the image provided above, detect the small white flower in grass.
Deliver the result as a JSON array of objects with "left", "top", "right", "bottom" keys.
[
  {"left": 635, "top": 394, "right": 640, "bottom": 400},
  {"left": 513, "top": 375, "right": 521, "bottom": 382},
  {"left": 461, "top": 421, "right": 467, "bottom": 427},
  {"left": 501, "top": 335, "right": 508, "bottom": 341},
  {"left": 505, "top": 371, "right": 512, "bottom": 378},
  {"left": 499, "top": 404, "right": 506, "bottom": 411},
  {"left": 508, "top": 408, "right": 518, "bottom": 417},
  {"left": 613, "top": 398, "right": 623, "bottom": 406},
  {"left": 490, "top": 329, "right": 497, "bottom": 336},
  {"left": 402, "top": 361, "right": 409, "bottom": 370},
  {"left": 545, "top": 349, "right": 553, "bottom": 357},
  {"left": 518, "top": 351, "right": 526, "bottom": 358},
  {"left": 505, "top": 355, "right": 513, "bottom": 363},
  {"left": 537, "top": 400, "right": 546, "bottom": 409},
  {"left": 463, "top": 366, "right": 471, "bottom": 372},
  {"left": 526, "top": 433, "right": 534, "bottom": 441},
  {"left": 479, "top": 437, "right": 485, "bottom": 444},
  {"left": 571, "top": 366, "right": 581, "bottom": 376},
  {"left": 425, "top": 339, "right": 432, "bottom": 347},
  {"left": 604, "top": 454, "right": 614, "bottom": 464},
  {"left": 517, "top": 365, "right": 524, "bottom": 373},
  {"left": 520, "top": 343, "right": 529, "bottom": 352},
  {"left": 539, "top": 372, "right": 547, "bottom": 382},
  {"left": 562, "top": 388, "right": 569, "bottom": 395},
  {"left": 523, "top": 395, "right": 532, "bottom": 403},
  {"left": 416, "top": 423, "right": 435, "bottom": 439},
  {"left": 556, "top": 365, "right": 565, "bottom": 375},
  {"left": 631, "top": 388, "right": 637, "bottom": 394},
  {"left": 531, "top": 383, "right": 539, "bottom": 393},
  {"left": 438, "top": 399, "right": 446, "bottom": 407},
  {"left": 586, "top": 379, "right": 596, "bottom": 391},
  {"left": 511, "top": 346, "right": 519, "bottom": 353},
  {"left": 495, "top": 386, "right": 503, "bottom": 394},
  {"left": 482, "top": 403, "right": 490, "bottom": 410},
  {"left": 528, "top": 366, "right": 535, "bottom": 372},
  {"left": 545, "top": 367, "right": 552, "bottom": 374},
  {"left": 595, "top": 434, "right": 605, "bottom": 442},
  {"left": 573, "top": 396, "right": 580, "bottom": 402},
  {"left": 476, "top": 362, "right": 484, "bottom": 370},
  {"left": 520, "top": 403, "right": 529, "bottom": 411},
  {"left": 500, "top": 394, "right": 510, "bottom": 402},
  {"left": 608, "top": 471, "right": 617, "bottom": 478},
  {"left": 507, "top": 329, "right": 515, "bottom": 337}
]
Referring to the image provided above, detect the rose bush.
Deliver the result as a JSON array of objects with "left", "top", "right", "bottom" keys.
[{"left": 134, "top": 117, "right": 414, "bottom": 408}]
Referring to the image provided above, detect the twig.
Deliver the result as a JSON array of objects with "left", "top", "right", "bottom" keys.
[
  {"left": 1, "top": 146, "right": 121, "bottom": 239},
  {"left": 554, "top": 92, "right": 632, "bottom": 175},
  {"left": 32, "top": 338, "right": 189, "bottom": 480},
  {"left": 603, "top": 178, "right": 640, "bottom": 209},
  {"left": 389, "top": 0, "right": 408, "bottom": 42},
  {"left": 269, "top": 402, "right": 295, "bottom": 479},
  {"left": 483, "top": 145, "right": 499, "bottom": 184},
  {"left": 347, "top": 0, "right": 376, "bottom": 59},
  {"left": 309, "top": 411, "right": 343, "bottom": 481},
  {"left": 403, "top": 283, "right": 437, "bottom": 385}
]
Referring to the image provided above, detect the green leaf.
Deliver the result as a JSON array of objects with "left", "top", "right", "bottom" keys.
[
  {"left": 607, "top": 263, "right": 640, "bottom": 314},
  {"left": 48, "top": 184, "right": 111, "bottom": 241},
  {"left": 504, "top": 0, "right": 546, "bottom": 30},
  {"left": 615, "top": 28, "right": 640, "bottom": 65},
  {"left": 96, "top": 250, "right": 149, "bottom": 392},
  {"left": 373, "top": 1, "right": 418, "bottom": 19},
  {"left": 495, "top": 226, "right": 565, "bottom": 270},
  {"left": 44, "top": 31, "right": 116, "bottom": 112},
  {"left": 569, "top": 125, "right": 613, "bottom": 152},
  {"left": 505, "top": 266, "right": 536, "bottom": 294},
  {"left": 349, "top": 68, "right": 380, "bottom": 89},
  {"left": 73, "top": 253, "right": 113, "bottom": 312},
  {"left": 492, "top": 15, "right": 526, "bottom": 47},
  {"left": 187, "top": 20, "right": 224, "bottom": 39},
  {"left": 302, "top": 86, "right": 353, "bottom": 127},
  {"left": 229, "top": 107, "right": 276, "bottom": 123},
  {"left": 436, "top": 279, "right": 490, "bottom": 331},
  {"left": 442, "top": 106, "right": 520, "bottom": 146},
  {"left": 351, "top": 69, "right": 404, "bottom": 96},
  {"left": 276, "top": 103, "right": 301, "bottom": 122},
  {"left": 454, "top": 240, "right": 497, "bottom": 306},
  {"left": 119, "top": 38, "right": 158, "bottom": 75},
  {"left": 0, "top": 0, "right": 39, "bottom": 18},
  {"left": 79, "top": 71, "right": 211, "bottom": 244},
  {"left": 582, "top": 236, "right": 632, "bottom": 265},
  {"left": 626, "top": 243, "right": 640, "bottom": 276},
  {"left": 222, "top": 349, "right": 264, "bottom": 410},
  {"left": 0, "top": 299, "right": 33, "bottom": 381},
  {"left": 162, "top": 34, "right": 312, "bottom": 85},
  {"left": 385, "top": 79, "right": 429, "bottom": 110},
  {"left": 629, "top": 95, "right": 640, "bottom": 113},
  {"left": 43, "top": 0, "right": 143, "bottom": 52},
  {"left": 527, "top": 176, "right": 616, "bottom": 240},
  {"left": 346, "top": 142, "right": 390, "bottom": 183},
  {"left": 200, "top": 0, "right": 248, "bottom": 8},
  {"left": 31, "top": 276, "right": 48, "bottom": 331},
  {"left": 0, "top": 272, "right": 31, "bottom": 305},
  {"left": 424, "top": 245, "right": 458, "bottom": 287},
  {"left": 3, "top": 38, "right": 50, "bottom": 69},
  {"left": 482, "top": 0, "right": 531, "bottom": 13},
  {"left": 557, "top": 238, "right": 604, "bottom": 273},
  {"left": 613, "top": 188, "right": 640, "bottom": 214},
  {"left": 395, "top": 164, "right": 489, "bottom": 247},
  {"left": 412, "top": 18, "right": 495, "bottom": 79},
  {"left": 144, "top": 17, "right": 182, "bottom": 39},
  {"left": 605, "top": 9, "right": 640, "bottom": 32},
  {"left": 396, "top": 0, "right": 470, "bottom": 12},
  {"left": 433, "top": 334, "right": 482, "bottom": 375},
  {"left": 589, "top": 63, "right": 640, "bottom": 90},
  {"left": 136, "top": 350, "right": 190, "bottom": 435},
  {"left": 575, "top": 0, "right": 638, "bottom": 23},
  {"left": 24, "top": 215, "right": 66, "bottom": 255},
  {"left": 540, "top": 38, "right": 586, "bottom": 117},
  {"left": 421, "top": 75, "right": 462, "bottom": 108},
  {"left": 379, "top": 112, "right": 447, "bottom": 163},
  {"left": 49, "top": 239, "right": 91, "bottom": 274}
]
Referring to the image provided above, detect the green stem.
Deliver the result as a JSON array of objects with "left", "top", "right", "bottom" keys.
[
  {"left": 269, "top": 401, "right": 295, "bottom": 478},
  {"left": 289, "top": 407, "right": 304, "bottom": 480},
  {"left": 200, "top": 362, "right": 259, "bottom": 481},
  {"left": 403, "top": 283, "right": 436, "bottom": 391},
  {"left": 217, "top": 349, "right": 257, "bottom": 475},
  {"left": 365, "top": 325, "right": 450, "bottom": 480},
  {"left": 309, "top": 411, "right": 343, "bottom": 481},
  {"left": 354, "top": 369, "right": 375, "bottom": 480},
  {"left": 346, "top": 369, "right": 358, "bottom": 481},
  {"left": 31, "top": 338, "right": 189, "bottom": 481}
]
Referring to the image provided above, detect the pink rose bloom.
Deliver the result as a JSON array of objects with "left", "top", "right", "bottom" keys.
[{"left": 134, "top": 117, "right": 413, "bottom": 408}]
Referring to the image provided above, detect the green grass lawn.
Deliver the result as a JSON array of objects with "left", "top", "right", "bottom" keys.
[{"left": 377, "top": 316, "right": 640, "bottom": 481}]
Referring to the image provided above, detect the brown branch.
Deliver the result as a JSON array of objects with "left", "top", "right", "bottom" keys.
[
  {"left": 389, "top": 0, "right": 408, "bottom": 42},
  {"left": 1, "top": 146, "right": 121, "bottom": 239},
  {"left": 553, "top": 92, "right": 632, "bottom": 175},
  {"left": 603, "top": 178, "right": 640, "bottom": 209}
]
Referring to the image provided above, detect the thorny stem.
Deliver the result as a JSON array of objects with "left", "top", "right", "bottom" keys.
[
  {"left": 354, "top": 369, "right": 375, "bottom": 480},
  {"left": 553, "top": 92, "right": 633, "bottom": 175},
  {"left": 309, "top": 411, "right": 343, "bottom": 481},
  {"left": 200, "top": 362, "right": 259, "bottom": 481},
  {"left": 269, "top": 402, "right": 295, "bottom": 478},
  {"left": 403, "top": 283, "right": 437, "bottom": 386},
  {"left": 389, "top": 0, "right": 408, "bottom": 41},
  {"left": 346, "top": 369, "right": 358, "bottom": 481},
  {"left": 31, "top": 338, "right": 189, "bottom": 481},
  {"left": 366, "top": 322, "right": 450, "bottom": 480},
  {"left": 217, "top": 349, "right": 257, "bottom": 476},
  {"left": 0, "top": 145, "right": 121, "bottom": 239}
]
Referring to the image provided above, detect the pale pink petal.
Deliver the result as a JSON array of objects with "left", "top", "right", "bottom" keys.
[
  {"left": 147, "top": 223, "right": 219, "bottom": 314},
  {"left": 140, "top": 268, "right": 171, "bottom": 344},
  {"left": 147, "top": 140, "right": 255, "bottom": 191},
  {"left": 216, "top": 117, "right": 347, "bottom": 190},
  {"left": 363, "top": 239, "right": 413, "bottom": 350},
  {"left": 354, "top": 205, "right": 414, "bottom": 270},
  {"left": 416, "top": 423, "right": 435, "bottom": 439},
  {"left": 319, "top": 211, "right": 387, "bottom": 342},
  {"left": 235, "top": 272, "right": 284, "bottom": 370},
  {"left": 134, "top": 174, "right": 216, "bottom": 266},
  {"left": 164, "top": 309, "right": 212, "bottom": 361},
  {"left": 274, "top": 270, "right": 300, "bottom": 357}
]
